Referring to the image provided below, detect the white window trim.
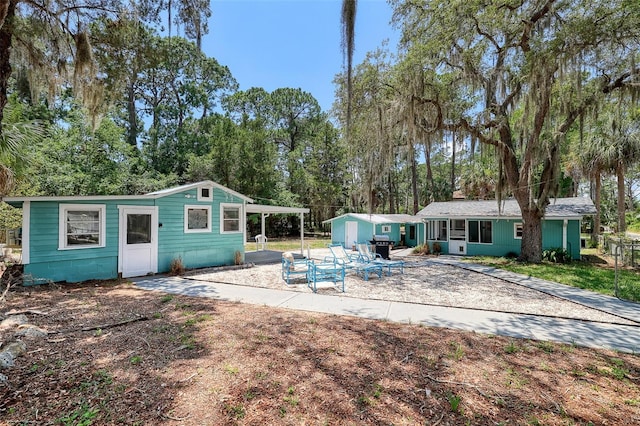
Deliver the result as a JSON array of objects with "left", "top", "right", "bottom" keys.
[
  {"left": 468, "top": 220, "right": 493, "bottom": 244},
  {"left": 184, "top": 204, "right": 212, "bottom": 233},
  {"left": 381, "top": 225, "right": 391, "bottom": 233},
  {"left": 427, "top": 220, "right": 448, "bottom": 241},
  {"left": 197, "top": 185, "right": 213, "bottom": 202},
  {"left": 58, "top": 204, "right": 106, "bottom": 250},
  {"left": 514, "top": 222, "right": 523, "bottom": 239},
  {"left": 220, "top": 203, "right": 243, "bottom": 234}
]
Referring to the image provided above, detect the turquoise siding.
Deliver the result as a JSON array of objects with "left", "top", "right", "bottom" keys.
[
  {"left": 373, "top": 223, "right": 401, "bottom": 245},
  {"left": 404, "top": 223, "right": 424, "bottom": 247},
  {"left": 23, "top": 185, "right": 247, "bottom": 284},
  {"left": 425, "top": 218, "right": 583, "bottom": 260},
  {"left": 329, "top": 215, "right": 421, "bottom": 248},
  {"left": 430, "top": 241, "right": 449, "bottom": 253},
  {"left": 466, "top": 219, "right": 521, "bottom": 257},
  {"left": 25, "top": 200, "right": 151, "bottom": 283},
  {"left": 155, "top": 187, "right": 245, "bottom": 271},
  {"left": 329, "top": 217, "right": 375, "bottom": 247}
]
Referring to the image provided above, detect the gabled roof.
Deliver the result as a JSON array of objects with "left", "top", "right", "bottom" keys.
[
  {"left": 417, "top": 197, "right": 596, "bottom": 219},
  {"left": 2, "top": 180, "right": 253, "bottom": 204},
  {"left": 147, "top": 181, "right": 253, "bottom": 202},
  {"left": 323, "top": 213, "right": 423, "bottom": 224}
]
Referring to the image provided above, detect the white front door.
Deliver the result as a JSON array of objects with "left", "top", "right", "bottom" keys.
[
  {"left": 345, "top": 221, "right": 358, "bottom": 248},
  {"left": 448, "top": 219, "right": 467, "bottom": 255},
  {"left": 119, "top": 206, "right": 158, "bottom": 278}
]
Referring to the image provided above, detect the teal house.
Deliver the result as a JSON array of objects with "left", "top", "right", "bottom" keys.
[
  {"left": 323, "top": 213, "right": 424, "bottom": 248},
  {"left": 417, "top": 197, "right": 596, "bottom": 259},
  {"left": 3, "top": 181, "right": 256, "bottom": 284}
]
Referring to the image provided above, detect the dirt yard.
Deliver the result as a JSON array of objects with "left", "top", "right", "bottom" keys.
[{"left": 1, "top": 278, "right": 639, "bottom": 425}]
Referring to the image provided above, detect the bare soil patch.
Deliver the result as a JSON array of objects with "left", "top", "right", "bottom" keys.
[{"left": 1, "top": 280, "right": 639, "bottom": 425}]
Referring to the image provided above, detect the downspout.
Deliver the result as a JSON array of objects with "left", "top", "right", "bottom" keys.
[
  {"left": 300, "top": 213, "right": 304, "bottom": 255},
  {"left": 22, "top": 201, "right": 30, "bottom": 264},
  {"left": 562, "top": 219, "right": 568, "bottom": 252},
  {"left": 243, "top": 202, "right": 247, "bottom": 247}
]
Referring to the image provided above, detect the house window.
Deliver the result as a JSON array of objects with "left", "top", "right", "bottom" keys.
[
  {"left": 59, "top": 204, "right": 106, "bottom": 249},
  {"left": 184, "top": 205, "right": 211, "bottom": 233},
  {"left": 381, "top": 225, "right": 391, "bottom": 233},
  {"left": 127, "top": 214, "right": 151, "bottom": 244},
  {"left": 468, "top": 220, "right": 493, "bottom": 244},
  {"left": 198, "top": 186, "right": 213, "bottom": 202},
  {"left": 427, "top": 220, "right": 448, "bottom": 241},
  {"left": 408, "top": 225, "right": 416, "bottom": 240},
  {"left": 221, "top": 204, "right": 242, "bottom": 233},
  {"left": 514, "top": 222, "right": 523, "bottom": 239}
]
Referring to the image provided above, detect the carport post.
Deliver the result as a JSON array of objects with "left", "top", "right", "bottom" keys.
[
  {"left": 300, "top": 213, "right": 304, "bottom": 255},
  {"left": 261, "top": 213, "right": 269, "bottom": 246}
]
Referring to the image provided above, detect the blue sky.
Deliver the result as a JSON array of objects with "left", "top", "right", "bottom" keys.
[{"left": 202, "top": 0, "right": 399, "bottom": 112}]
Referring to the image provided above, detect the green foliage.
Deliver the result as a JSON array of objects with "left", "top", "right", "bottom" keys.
[
  {"left": 58, "top": 403, "right": 99, "bottom": 426},
  {"left": 223, "top": 403, "right": 246, "bottom": 420},
  {"left": 504, "top": 341, "right": 520, "bottom": 354},
  {"left": 627, "top": 210, "right": 640, "bottom": 233},
  {"left": 447, "top": 392, "right": 462, "bottom": 413},
  {"left": 541, "top": 248, "right": 571, "bottom": 264}
]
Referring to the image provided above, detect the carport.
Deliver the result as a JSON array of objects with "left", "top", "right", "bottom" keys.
[{"left": 245, "top": 204, "right": 310, "bottom": 257}]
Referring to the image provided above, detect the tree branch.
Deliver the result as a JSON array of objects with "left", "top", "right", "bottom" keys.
[{"left": 519, "top": 0, "right": 556, "bottom": 52}]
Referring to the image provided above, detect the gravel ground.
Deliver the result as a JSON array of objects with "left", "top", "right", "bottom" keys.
[{"left": 183, "top": 249, "right": 635, "bottom": 325}]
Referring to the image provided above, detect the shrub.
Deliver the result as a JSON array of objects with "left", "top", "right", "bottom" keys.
[
  {"left": 432, "top": 242, "right": 442, "bottom": 254},
  {"left": 234, "top": 250, "right": 243, "bottom": 265},
  {"left": 413, "top": 244, "right": 430, "bottom": 255},
  {"left": 169, "top": 257, "right": 185, "bottom": 275},
  {"left": 542, "top": 247, "right": 571, "bottom": 264}
]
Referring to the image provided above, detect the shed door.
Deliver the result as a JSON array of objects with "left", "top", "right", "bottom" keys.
[
  {"left": 345, "top": 221, "right": 358, "bottom": 248},
  {"left": 119, "top": 206, "right": 158, "bottom": 278}
]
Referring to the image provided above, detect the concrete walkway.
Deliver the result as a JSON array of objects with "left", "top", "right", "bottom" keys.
[{"left": 133, "top": 251, "right": 640, "bottom": 354}]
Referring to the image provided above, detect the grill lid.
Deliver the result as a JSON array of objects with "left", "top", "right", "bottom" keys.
[{"left": 372, "top": 234, "right": 390, "bottom": 241}]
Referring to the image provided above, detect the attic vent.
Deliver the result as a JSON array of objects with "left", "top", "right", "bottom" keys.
[{"left": 198, "top": 186, "right": 213, "bottom": 202}]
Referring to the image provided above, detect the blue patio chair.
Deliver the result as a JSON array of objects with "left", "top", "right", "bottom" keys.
[
  {"left": 281, "top": 252, "right": 312, "bottom": 285},
  {"left": 307, "top": 261, "right": 345, "bottom": 293},
  {"left": 356, "top": 242, "right": 405, "bottom": 276},
  {"left": 327, "top": 244, "right": 383, "bottom": 281}
]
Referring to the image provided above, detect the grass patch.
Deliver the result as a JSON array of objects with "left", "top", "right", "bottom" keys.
[
  {"left": 468, "top": 254, "right": 640, "bottom": 302},
  {"left": 244, "top": 237, "right": 330, "bottom": 252}
]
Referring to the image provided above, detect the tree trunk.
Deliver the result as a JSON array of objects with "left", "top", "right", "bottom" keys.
[
  {"left": 127, "top": 83, "right": 138, "bottom": 147},
  {"left": 519, "top": 206, "right": 543, "bottom": 263},
  {"left": 617, "top": 161, "right": 626, "bottom": 233},
  {"left": 410, "top": 147, "right": 419, "bottom": 214},
  {"left": 0, "top": 0, "right": 15, "bottom": 136},
  {"left": 389, "top": 172, "right": 397, "bottom": 214},
  {"left": 450, "top": 131, "right": 456, "bottom": 195},
  {"left": 593, "top": 169, "right": 601, "bottom": 243},
  {"left": 424, "top": 141, "right": 433, "bottom": 203}
]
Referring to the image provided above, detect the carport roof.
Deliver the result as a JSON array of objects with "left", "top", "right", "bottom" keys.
[{"left": 246, "top": 204, "right": 309, "bottom": 215}]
